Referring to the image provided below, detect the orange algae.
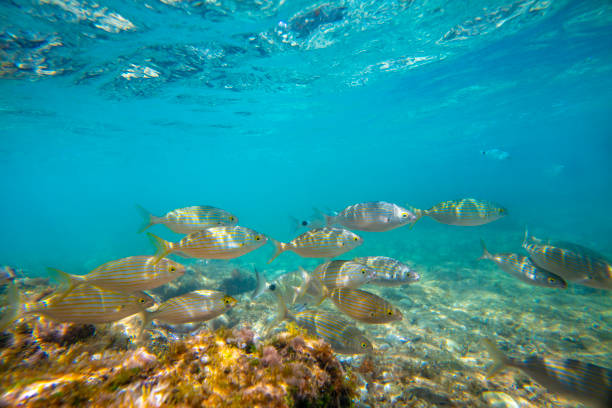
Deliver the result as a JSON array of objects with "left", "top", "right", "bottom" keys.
[{"left": 0, "top": 318, "right": 357, "bottom": 407}]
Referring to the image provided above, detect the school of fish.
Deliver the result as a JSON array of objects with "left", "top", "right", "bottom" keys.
[{"left": 0, "top": 199, "right": 610, "bottom": 407}]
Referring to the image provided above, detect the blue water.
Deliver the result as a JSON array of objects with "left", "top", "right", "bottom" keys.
[{"left": 1, "top": 0, "right": 611, "bottom": 276}]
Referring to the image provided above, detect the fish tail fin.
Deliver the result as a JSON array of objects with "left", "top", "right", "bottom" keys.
[
  {"left": 522, "top": 226, "right": 530, "bottom": 248},
  {"left": 251, "top": 267, "right": 268, "bottom": 300},
  {"left": 324, "top": 213, "right": 335, "bottom": 227},
  {"left": 46, "top": 267, "right": 85, "bottom": 302},
  {"left": 289, "top": 216, "right": 302, "bottom": 234},
  {"left": 408, "top": 207, "right": 425, "bottom": 230},
  {"left": 482, "top": 338, "right": 510, "bottom": 377},
  {"left": 292, "top": 267, "right": 312, "bottom": 304},
  {"left": 267, "top": 239, "right": 287, "bottom": 264},
  {"left": 147, "top": 233, "right": 173, "bottom": 264},
  {"left": 136, "top": 310, "right": 152, "bottom": 343},
  {"left": 0, "top": 281, "right": 21, "bottom": 331},
  {"left": 313, "top": 283, "right": 329, "bottom": 306},
  {"left": 137, "top": 205, "right": 158, "bottom": 233},
  {"left": 265, "top": 289, "right": 293, "bottom": 335},
  {"left": 478, "top": 239, "right": 492, "bottom": 261}
]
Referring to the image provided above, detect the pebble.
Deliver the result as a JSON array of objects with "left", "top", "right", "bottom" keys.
[{"left": 481, "top": 391, "right": 519, "bottom": 408}]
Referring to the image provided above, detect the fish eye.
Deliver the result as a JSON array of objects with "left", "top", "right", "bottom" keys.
[
  {"left": 169, "top": 266, "right": 176, "bottom": 272},
  {"left": 224, "top": 297, "right": 232, "bottom": 305},
  {"left": 229, "top": 216, "right": 235, "bottom": 222},
  {"left": 138, "top": 298, "right": 147, "bottom": 304},
  {"left": 402, "top": 213, "right": 408, "bottom": 218},
  {"left": 353, "top": 237, "right": 358, "bottom": 241},
  {"left": 361, "top": 342, "right": 368, "bottom": 349},
  {"left": 547, "top": 277, "right": 555, "bottom": 283},
  {"left": 361, "top": 268, "right": 366, "bottom": 274},
  {"left": 387, "top": 310, "right": 393, "bottom": 316},
  {"left": 255, "top": 235, "right": 261, "bottom": 241}
]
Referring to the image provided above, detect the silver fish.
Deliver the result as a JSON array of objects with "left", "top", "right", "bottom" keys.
[
  {"left": 143, "top": 290, "right": 237, "bottom": 326},
  {"left": 523, "top": 231, "right": 612, "bottom": 290},
  {"left": 484, "top": 339, "right": 612, "bottom": 408},
  {"left": 479, "top": 241, "right": 566, "bottom": 289},
  {"left": 1, "top": 284, "right": 154, "bottom": 329},
  {"left": 138, "top": 205, "right": 238, "bottom": 234},
  {"left": 48, "top": 256, "right": 185, "bottom": 299},
  {"left": 270, "top": 289, "right": 373, "bottom": 354},
  {"left": 352, "top": 256, "right": 420, "bottom": 286},
  {"left": 269, "top": 227, "right": 362, "bottom": 263},
  {"left": 326, "top": 201, "right": 417, "bottom": 232}
]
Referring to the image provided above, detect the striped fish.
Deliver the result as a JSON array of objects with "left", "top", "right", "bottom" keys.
[
  {"left": 479, "top": 241, "right": 566, "bottom": 288},
  {"left": 1, "top": 284, "right": 154, "bottom": 327},
  {"left": 312, "top": 260, "right": 376, "bottom": 290},
  {"left": 148, "top": 226, "right": 267, "bottom": 263},
  {"left": 484, "top": 339, "right": 612, "bottom": 408},
  {"left": 523, "top": 231, "right": 612, "bottom": 290},
  {"left": 352, "top": 256, "right": 420, "bottom": 286},
  {"left": 268, "top": 227, "right": 362, "bottom": 263},
  {"left": 270, "top": 290, "right": 372, "bottom": 354},
  {"left": 329, "top": 288, "right": 402, "bottom": 324},
  {"left": 138, "top": 205, "right": 238, "bottom": 234},
  {"left": 143, "top": 290, "right": 236, "bottom": 327},
  {"left": 49, "top": 256, "right": 185, "bottom": 299},
  {"left": 415, "top": 198, "right": 507, "bottom": 226},
  {"left": 326, "top": 201, "right": 417, "bottom": 232}
]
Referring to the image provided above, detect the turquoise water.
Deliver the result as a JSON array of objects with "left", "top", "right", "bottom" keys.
[{"left": 1, "top": 0, "right": 611, "bottom": 406}]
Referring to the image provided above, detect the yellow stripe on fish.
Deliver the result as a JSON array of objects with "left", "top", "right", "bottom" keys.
[
  {"left": 312, "top": 260, "right": 375, "bottom": 290},
  {"left": 419, "top": 198, "right": 507, "bottom": 226},
  {"left": 294, "top": 310, "right": 373, "bottom": 354},
  {"left": 18, "top": 285, "right": 154, "bottom": 325},
  {"left": 268, "top": 287, "right": 372, "bottom": 354},
  {"left": 523, "top": 232, "right": 612, "bottom": 290},
  {"left": 478, "top": 241, "right": 566, "bottom": 288},
  {"left": 48, "top": 256, "right": 185, "bottom": 300},
  {"left": 326, "top": 201, "right": 417, "bottom": 232},
  {"left": 329, "top": 288, "right": 402, "bottom": 324},
  {"left": 484, "top": 339, "right": 612, "bottom": 408},
  {"left": 143, "top": 290, "right": 237, "bottom": 327},
  {"left": 138, "top": 205, "right": 238, "bottom": 234},
  {"left": 268, "top": 227, "right": 362, "bottom": 263},
  {"left": 352, "top": 256, "right": 420, "bottom": 286},
  {"left": 148, "top": 225, "right": 267, "bottom": 263}
]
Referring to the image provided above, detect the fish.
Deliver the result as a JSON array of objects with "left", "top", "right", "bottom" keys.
[
  {"left": 483, "top": 338, "right": 612, "bottom": 408},
  {"left": 268, "top": 227, "right": 362, "bottom": 263},
  {"left": 1, "top": 284, "right": 154, "bottom": 329},
  {"left": 293, "top": 261, "right": 376, "bottom": 304},
  {"left": 312, "top": 260, "right": 376, "bottom": 290},
  {"left": 352, "top": 256, "right": 420, "bottom": 286},
  {"left": 414, "top": 198, "right": 507, "bottom": 227},
  {"left": 329, "top": 288, "right": 402, "bottom": 324},
  {"left": 148, "top": 226, "right": 267, "bottom": 264},
  {"left": 481, "top": 148, "right": 510, "bottom": 160},
  {"left": 269, "top": 289, "right": 372, "bottom": 354},
  {"left": 325, "top": 201, "right": 417, "bottom": 232},
  {"left": 251, "top": 267, "right": 277, "bottom": 300},
  {"left": 0, "top": 266, "right": 16, "bottom": 285},
  {"left": 48, "top": 256, "right": 186, "bottom": 300},
  {"left": 137, "top": 205, "right": 238, "bottom": 234},
  {"left": 289, "top": 210, "right": 326, "bottom": 233},
  {"left": 523, "top": 231, "right": 612, "bottom": 290},
  {"left": 141, "top": 290, "right": 237, "bottom": 334},
  {"left": 478, "top": 240, "right": 567, "bottom": 288}
]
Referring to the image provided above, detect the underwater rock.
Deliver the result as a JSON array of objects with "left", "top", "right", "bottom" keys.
[
  {"left": 481, "top": 391, "right": 519, "bottom": 408},
  {"left": 216, "top": 268, "right": 256, "bottom": 296}
]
